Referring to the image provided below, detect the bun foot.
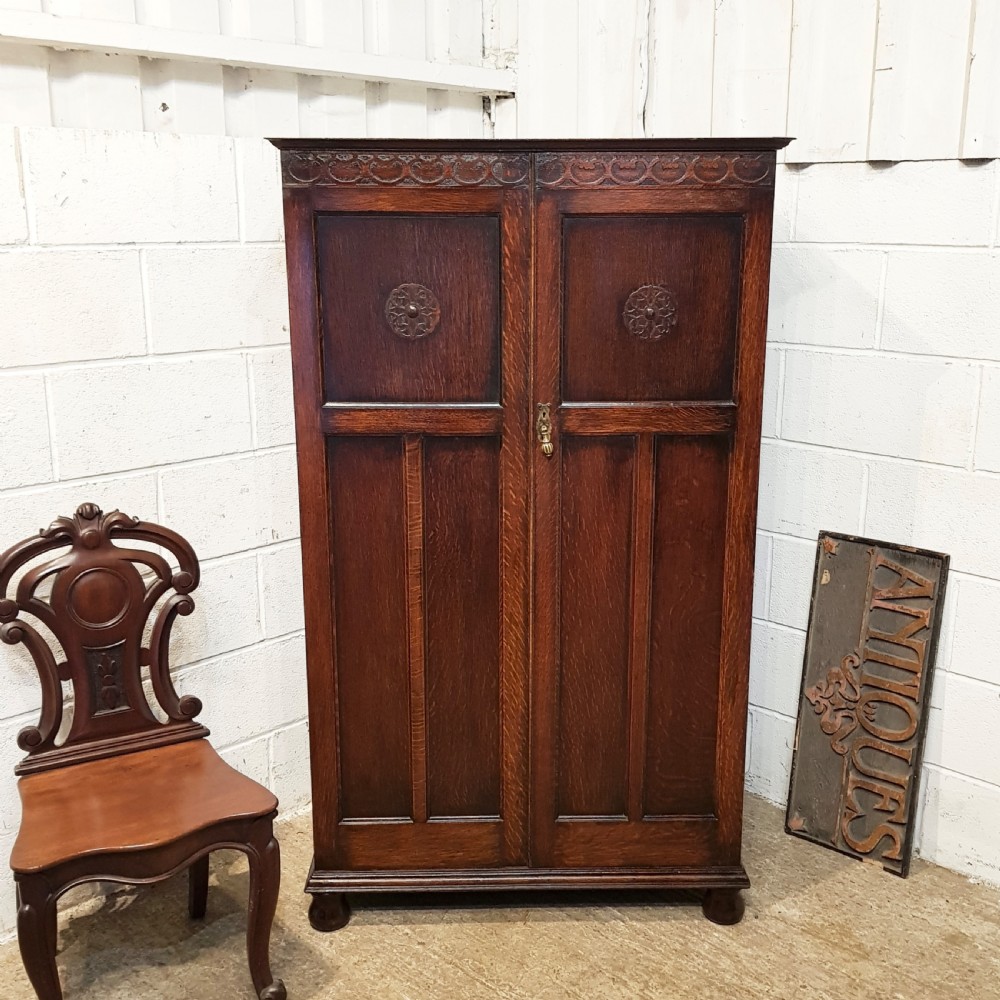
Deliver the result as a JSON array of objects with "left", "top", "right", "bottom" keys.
[
  {"left": 308, "top": 892, "right": 351, "bottom": 932},
  {"left": 702, "top": 888, "right": 745, "bottom": 926},
  {"left": 259, "top": 981, "right": 286, "bottom": 1000}
]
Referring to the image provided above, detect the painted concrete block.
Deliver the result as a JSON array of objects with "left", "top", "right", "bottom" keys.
[
  {"left": 48, "top": 356, "right": 252, "bottom": 478},
  {"left": 758, "top": 440, "right": 865, "bottom": 538},
  {"left": 795, "top": 161, "right": 996, "bottom": 246},
  {"left": 145, "top": 247, "right": 289, "bottom": 354},
  {"left": 781, "top": 350, "right": 977, "bottom": 467},
  {"left": 159, "top": 449, "right": 299, "bottom": 561},
  {"left": 882, "top": 251, "right": 1000, "bottom": 362},
  {"left": 769, "top": 246, "right": 882, "bottom": 348},
  {"left": 21, "top": 128, "right": 239, "bottom": 244},
  {"left": 259, "top": 543, "right": 304, "bottom": 638},
  {"left": 0, "top": 250, "right": 145, "bottom": 368},
  {"left": 0, "top": 373, "right": 51, "bottom": 488}
]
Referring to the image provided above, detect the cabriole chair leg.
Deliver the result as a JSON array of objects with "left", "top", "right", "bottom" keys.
[
  {"left": 16, "top": 877, "right": 63, "bottom": 1000},
  {"left": 246, "top": 824, "right": 286, "bottom": 1000}
]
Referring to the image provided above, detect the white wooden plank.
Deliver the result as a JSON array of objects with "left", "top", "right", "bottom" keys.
[
  {"left": 785, "top": 0, "right": 878, "bottom": 162},
  {"left": 292, "top": 0, "right": 324, "bottom": 46},
  {"left": 492, "top": 92, "right": 516, "bottom": 138},
  {"left": 365, "top": 80, "right": 429, "bottom": 136},
  {"left": 45, "top": 0, "right": 135, "bottom": 20},
  {"left": 222, "top": 65, "right": 300, "bottom": 137},
  {"left": 576, "top": 0, "right": 644, "bottom": 137},
  {"left": 645, "top": 0, "right": 715, "bottom": 137},
  {"left": 425, "top": 0, "right": 451, "bottom": 64},
  {"left": 424, "top": 0, "right": 485, "bottom": 137},
  {"left": 0, "top": 42, "right": 50, "bottom": 126},
  {"left": 515, "top": 0, "right": 578, "bottom": 137},
  {"left": 0, "top": 0, "right": 42, "bottom": 11},
  {"left": 483, "top": 0, "right": 516, "bottom": 69},
  {"left": 135, "top": 0, "right": 221, "bottom": 33},
  {"left": 868, "top": 0, "right": 973, "bottom": 161},
  {"left": 448, "top": 0, "right": 482, "bottom": 65},
  {"left": 0, "top": 10, "right": 514, "bottom": 93},
  {"left": 292, "top": 0, "right": 366, "bottom": 136},
  {"left": 298, "top": 76, "right": 368, "bottom": 136},
  {"left": 365, "top": 0, "right": 428, "bottom": 136},
  {"left": 139, "top": 58, "right": 226, "bottom": 134},
  {"left": 712, "top": 0, "right": 793, "bottom": 137},
  {"left": 48, "top": 49, "right": 143, "bottom": 130},
  {"left": 294, "top": 0, "right": 366, "bottom": 135},
  {"left": 962, "top": 0, "right": 1000, "bottom": 159},
  {"left": 427, "top": 89, "right": 484, "bottom": 137},
  {"left": 218, "top": 0, "right": 296, "bottom": 44}
]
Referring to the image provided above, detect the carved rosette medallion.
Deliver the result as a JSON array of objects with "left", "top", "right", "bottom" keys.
[
  {"left": 623, "top": 285, "right": 678, "bottom": 341},
  {"left": 384, "top": 283, "right": 441, "bottom": 340}
]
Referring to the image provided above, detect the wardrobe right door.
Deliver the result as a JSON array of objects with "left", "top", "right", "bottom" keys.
[{"left": 529, "top": 152, "right": 777, "bottom": 876}]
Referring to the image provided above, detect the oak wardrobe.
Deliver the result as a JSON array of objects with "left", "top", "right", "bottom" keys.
[{"left": 272, "top": 138, "right": 790, "bottom": 929}]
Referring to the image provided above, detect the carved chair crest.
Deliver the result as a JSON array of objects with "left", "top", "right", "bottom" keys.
[{"left": 0, "top": 503, "right": 207, "bottom": 775}]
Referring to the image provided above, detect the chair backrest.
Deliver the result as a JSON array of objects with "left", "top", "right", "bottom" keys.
[{"left": 0, "top": 503, "right": 208, "bottom": 775}]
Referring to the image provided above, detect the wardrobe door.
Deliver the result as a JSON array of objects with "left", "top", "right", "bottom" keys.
[
  {"left": 530, "top": 154, "right": 776, "bottom": 872},
  {"left": 282, "top": 157, "right": 531, "bottom": 874}
]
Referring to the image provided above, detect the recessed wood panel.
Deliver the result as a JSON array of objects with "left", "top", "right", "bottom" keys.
[
  {"left": 644, "top": 436, "right": 729, "bottom": 817},
  {"left": 424, "top": 436, "right": 502, "bottom": 819},
  {"left": 327, "top": 437, "right": 411, "bottom": 820},
  {"left": 316, "top": 213, "right": 501, "bottom": 403},
  {"left": 562, "top": 215, "right": 742, "bottom": 402},
  {"left": 557, "top": 436, "right": 635, "bottom": 818}
]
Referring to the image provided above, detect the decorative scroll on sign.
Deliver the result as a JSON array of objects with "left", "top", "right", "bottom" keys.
[{"left": 786, "top": 533, "right": 949, "bottom": 876}]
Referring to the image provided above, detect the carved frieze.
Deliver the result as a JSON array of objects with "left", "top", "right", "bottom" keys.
[
  {"left": 535, "top": 152, "right": 775, "bottom": 188},
  {"left": 280, "top": 149, "right": 776, "bottom": 189},
  {"left": 281, "top": 151, "right": 530, "bottom": 187}
]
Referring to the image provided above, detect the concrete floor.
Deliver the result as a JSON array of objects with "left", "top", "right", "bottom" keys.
[{"left": 3, "top": 796, "right": 999, "bottom": 999}]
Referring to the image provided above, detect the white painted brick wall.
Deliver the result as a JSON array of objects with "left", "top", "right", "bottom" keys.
[
  {"left": 0, "top": 126, "right": 307, "bottom": 938},
  {"left": 750, "top": 157, "right": 1000, "bottom": 888},
  {"left": 2, "top": 250, "right": 146, "bottom": 367},
  {"left": 144, "top": 246, "right": 289, "bottom": 352},
  {"left": 20, "top": 129, "right": 240, "bottom": 243},
  {"left": 793, "top": 160, "right": 997, "bottom": 245}
]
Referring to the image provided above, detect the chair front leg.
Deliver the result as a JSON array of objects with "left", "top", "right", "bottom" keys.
[
  {"left": 16, "top": 876, "right": 63, "bottom": 1000},
  {"left": 188, "top": 854, "right": 209, "bottom": 920},
  {"left": 245, "top": 819, "right": 285, "bottom": 1000}
]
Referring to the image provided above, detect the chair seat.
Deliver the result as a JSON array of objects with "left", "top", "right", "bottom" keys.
[{"left": 11, "top": 739, "right": 278, "bottom": 874}]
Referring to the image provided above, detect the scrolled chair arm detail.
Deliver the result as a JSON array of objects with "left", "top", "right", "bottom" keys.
[
  {"left": 149, "top": 593, "right": 203, "bottom": 723},
  {"left": 0, "top": 618, "right": 63, "bottom": 753}
]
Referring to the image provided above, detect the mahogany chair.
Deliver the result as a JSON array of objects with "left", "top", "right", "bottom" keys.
[{"left": 0, "top": 503, "right": 286, "bottom": 1000}]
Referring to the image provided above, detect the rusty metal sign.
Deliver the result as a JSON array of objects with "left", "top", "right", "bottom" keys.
[{"left": 786, "top": 532, "right": 949, "bottom": 876}]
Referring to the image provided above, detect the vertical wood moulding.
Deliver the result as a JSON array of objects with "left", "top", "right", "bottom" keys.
[
  {"left": 404, "top": 433, "right": 428, "bottom": 824},
  {"left": 281, "top": 185, "right": 341, "bottom": 852},
  {"left": 498, "top": 183, "right": 531, "bottom": 864},
  {"left": 529, "top": 188, "right": 564, "bottom": 865},
  {"left": 714, "top": 192, "right": 771, "bottom": 857},
  {"left": 626, "top": 432, "right": 655, "bottom": 822}
]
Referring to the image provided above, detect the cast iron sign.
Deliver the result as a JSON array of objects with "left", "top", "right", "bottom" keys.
[{"left": 786, "top": 533, "right": 949, "bottom": 876}]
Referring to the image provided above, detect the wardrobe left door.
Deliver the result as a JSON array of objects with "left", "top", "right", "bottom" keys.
[{"left": 282, "top": 167, "right": 531, "bottom": 875}]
